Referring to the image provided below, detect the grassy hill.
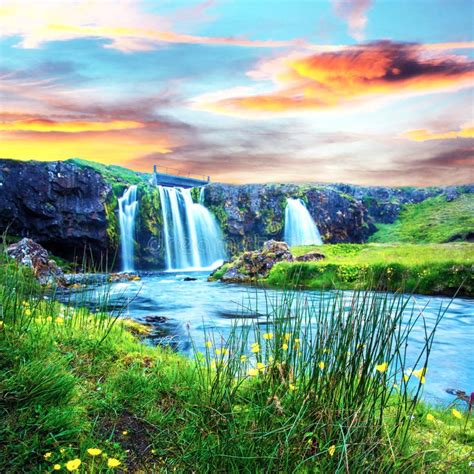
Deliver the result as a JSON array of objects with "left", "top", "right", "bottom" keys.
[{"left": 369, "top": 194, "right": 474, "bottom": 243}]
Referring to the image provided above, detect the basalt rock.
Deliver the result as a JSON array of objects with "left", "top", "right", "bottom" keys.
[
  {"left": 295, "top": 251, "right": 325, "bottom": 262},
  {"left": 0, "top": 159, "right": 111, "bottom": 261},
  {"left": 6, "top": 238, "right": 66, "bottom": 286}
]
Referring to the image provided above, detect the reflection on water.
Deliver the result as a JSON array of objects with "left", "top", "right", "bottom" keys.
[{"left": 60, "top": 271, "right": 473, "bottom": 405}]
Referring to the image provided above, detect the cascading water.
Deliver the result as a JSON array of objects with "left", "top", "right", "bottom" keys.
[
  {"left": 118, "top": 185, "right": 138, "bottom": 272},
  {"left": 158, "top": 186, "right": 226, "bottom": 270},
  {"left": 284, "top": 198, "right": 323, "bottom": 246}
]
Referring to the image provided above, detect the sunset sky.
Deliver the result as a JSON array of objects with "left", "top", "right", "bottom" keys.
[{"left": 0, "top": 0, "right": 473, "bottom": 185}]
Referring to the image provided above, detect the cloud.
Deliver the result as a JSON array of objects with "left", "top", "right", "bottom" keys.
[
  {"left": 0, "top": 118, "right": 145, "bottom": 133},
  {"left": 0, "top": 0, "right": 299, "bottom": 52},
  {"left": 423, "top": 146, "right": 474, "bottom": 167},
  {"left": 402, "top": 124, "right": 474, "bottom": 141},
  {"left": 193, "top": 41, "right": 474, "bottom": 117},
  {"left": 332, "top": 0, "right": 372, "bottom": 41}
]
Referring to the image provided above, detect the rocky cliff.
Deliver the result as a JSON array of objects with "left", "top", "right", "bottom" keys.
[{"left": 0, "top": 159, "right": 471, "bottom": 268}]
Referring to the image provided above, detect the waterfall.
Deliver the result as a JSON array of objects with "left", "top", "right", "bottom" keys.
[
  {"left": 158, "top": 186, "right": 226, "bottom": 270},
  {"left": 118, "top": 185, "right": 138, "bottom": 272},
  {"left": 284, "top": 198, "right": 323, "bottom": 246}
]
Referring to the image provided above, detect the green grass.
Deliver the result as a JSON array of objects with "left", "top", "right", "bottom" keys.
[
  {"left": 369, "top": 194, "right": 474, "bottom": 243},
  {"left": 266, "top": 243, "right": 474, "bottom": 296},
  {"left": 0, "top": 255, "right": 472, "bottom": 472}
]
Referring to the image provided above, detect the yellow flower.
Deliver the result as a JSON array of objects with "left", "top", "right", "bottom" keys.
[
  {"left": 25, "top": 309, "right": 31, "bottom": 316},
  {"left": 65, "top": 459, "right": 81, "bottom": 471},
  {"left": 53, "top": 464, "right": 61, "bottom": 471},
  {"left": 268, "top": 356, "right": 274, "bottom": 363},
  {"left": 46, "top": 316, "right": 53, "bottom": 322},
  {"left": 60, "top": 448, "right": 65, "bottom": 454},
  {"left": 55, "top": 317, "right": 64, "bottom": 324},
  {"left": 0, "top": 321, "right": 4, "bottom": 330},
  {"left": 452, "top": 408, "right": 463, "bottom": 419},
  {"left": 240, "top": 355, "right": 247, "bottom": 362},
  {"left": 222, "top": 348, "right": 229, "bottom": 356},
  {"left": 87, "top": 448, "right": 102, "bottom": 456},
  {"left": 318, "top": 361, "right": 325, "bottom": 370},
  {"left": 284, "top": 333, "right": 292, "bottom": 341},
  {"left": 426, "top": 413, "right": 435, "bottom": 422},
  {"left": 215, "top": 348, "right": 222, "bottom": 356},
  {"left": 289, "top": 383, "right": 296, "bottom": 392},
  {"left": 107, "top": 458, "right": 121, "bottom": 468},
  {"left": 282, "top": 343, "right": 289, "bottom": 351},
  {"left": 247, "top": 368, "right": 259, "bottom": 376},
  {"left": 412, "top": 368, "right": 427, "bottom": 379},
  {"left": 250, "top": 343, "right": 260, "bottom": 353},
  {"left": 420, "top": 376, "right": 426, "bottom": 384},
  {"left": 375, "top": 362, "right": 388, "bottom": 373},
  {"left": 44, "top": 452, "right": 52, "bottom": 460},
  {"left": 256, "top": 362, "right": 265, "bottom": 371},
  {"left": 205, "top": 341, "right": 212, "bottom": 348},
  {"left": 328, "top": 445, "right": 336, "bottom": 457},
  {"left": 122, "top": 430, "right": 128, "bottom": 435},
  {"left": 403, "top": 374, "right": 410, "bottom": 382},
  {"left": 263, "top": 333, "right": 273, "bottom": 340}
]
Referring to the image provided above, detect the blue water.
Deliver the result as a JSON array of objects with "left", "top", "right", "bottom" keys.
[{"left": 67, "top": 271, "right": 473, "bottom": 405}]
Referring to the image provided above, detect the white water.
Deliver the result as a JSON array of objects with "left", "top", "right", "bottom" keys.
[
  {"left": 118, "top": 185, "right": 138, "bottom": 272},
  {"left": 158, "top": 186, "right": 226, "bottom": 270},
  {"left": 284, "top": 198, "right": 323, "bottom": 246}
]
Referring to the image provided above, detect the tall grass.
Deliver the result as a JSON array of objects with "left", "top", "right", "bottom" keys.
[{"left": 193, "top": 286, "right": 448, "bottom": 471}]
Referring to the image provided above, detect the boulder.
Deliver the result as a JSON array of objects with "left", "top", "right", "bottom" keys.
[
  {"left": 6, "top": 238, "right": 66, "bottom": 286},
  {"left": 214, "top": 240, "right": 294, "bottom": 283}
]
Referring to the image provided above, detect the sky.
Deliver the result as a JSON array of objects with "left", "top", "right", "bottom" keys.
[{"left": 0, "top": 0, "right": 473, "bottom": 185}]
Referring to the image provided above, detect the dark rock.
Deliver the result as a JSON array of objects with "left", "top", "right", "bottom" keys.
[
  {"left": 144, "top": 315, "right": 169, "bottom": 324},
  {"left": 0, "top": 159, "right": 111, "bottom": 261},
  {"left": 183, "top": 276, "right": 197, "bottom": 281},
  {"left": 6, "top": 238, "right": 65, "bottom": 286},
  {"left": 295, "top": 251, "right": 325, "bottom": 262},
  {"left": 217, "top": 240, "right": 293, "bottom": 283}
]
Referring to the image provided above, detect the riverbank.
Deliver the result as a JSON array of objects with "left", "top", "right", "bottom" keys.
[
  {"left": 1, "top": 258, "right": 472, "bottom": 472},
  {"left": 214, "top": 243, "right": 474, "bottom": 296}
]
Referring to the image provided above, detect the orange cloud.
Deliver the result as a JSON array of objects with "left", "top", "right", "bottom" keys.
[
  {"left": 194, "top": 41, "right": 474, "bottom": 117},
  {"left": 0, "top": 118, "right": 145, "bottom": 133},
  {"left": 402, "top": 125, "right": 474, "bottom": 142}
]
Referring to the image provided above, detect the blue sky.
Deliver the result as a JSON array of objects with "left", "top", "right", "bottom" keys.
[{"left": 0, "top": 0, "right": 472, "bottom": 185}]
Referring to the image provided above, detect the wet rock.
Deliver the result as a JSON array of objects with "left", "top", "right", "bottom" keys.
[
  {"left": 144, "top": 315, "right": 169, "bottom": 324},
  {"left": 183, "top": 276, "right": 197, "bottom": 281},
  {"left": 6, "top": 238, "right": 66, "bottom": 286},
  {"left": 108, "top": 273, "right": 141, "bottom": 283},
  {"left": 215, "top": 240, "right": 294, "bottom": 283},
  {"left": 295, "top": 251, "right": 325, "bottom": 262}
]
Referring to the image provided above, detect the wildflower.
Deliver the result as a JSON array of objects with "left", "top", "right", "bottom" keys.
[
  {"left": 0, "top": 321, "right": 4, "bottom": 330},
  {"left": 215, "top": 348, "right": 222, "bottom": 356},
  {"left": 60, "top": 448, "right": 65, "bottom": 454},
  {"left": 44, "top": 452, "right": 52, "bottom": 460},
  {"left": 25, "top": 309, "right": 31, "bottom": 316},
  {"left": 107, "top": 458, "right": 121, "bottom": 468},
  {"left": 87, "top": 448, "right": 102, "bottom": 456},
  {"left": 55, "top": 317, "right": 64, "bottom": 324},
  {"left": 452, "top": 408, "right": 463, "bottom": 419},
  {"left": 328, "top": 445, "right": 336, "bottom": 457},
  {"left": 412, "top": 368, "right": 427, "bottom": 379},
  {"left": 250, "top": 342, "right": 260, "bottom": 353},
  {"left": 46, "top": 316, "right": 53, "bottom": 322},
  {"left": 268, "top": 356, "right": 274, "bottom": 363},
  {"left": 53, "top": 465, "right": 61, "bottom": 471},
  {"left": 256, "top": 362, "right": 265, "bottom": 371},
  {"left": 426, "top": 413, "right": 435, "bottom": 422},
  {"left": 289, "top": 383, "right": 296, "bottom": 391},
  {"left": 284, "top": 333, "right": 292, "bottom": 341},
  {"left": 375, "top": 362, "right": 388, "bottom": 373},
  {"left": 122, "top": 430, "right": 128, "bottom": 435},
  {"left": 318, "top": 361, "right": 325, "bottom": 370},
  {"left": 403, "top": 374, "right": 410, "bottom": 382},
  {"left": 282, "top": 343, "right": 289, "bottom": 351},
  {"left": 247, "top": 368, "right": 259, "bottom": 376},
  {"left": 240, "top": 355, "right": 247, "bottom": 362},
  {"left": 65, "top": 459, "right": 81, "bottom": 471},
  {"left": 263, "top": 333, "right": 273, "bottom": 340}
]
